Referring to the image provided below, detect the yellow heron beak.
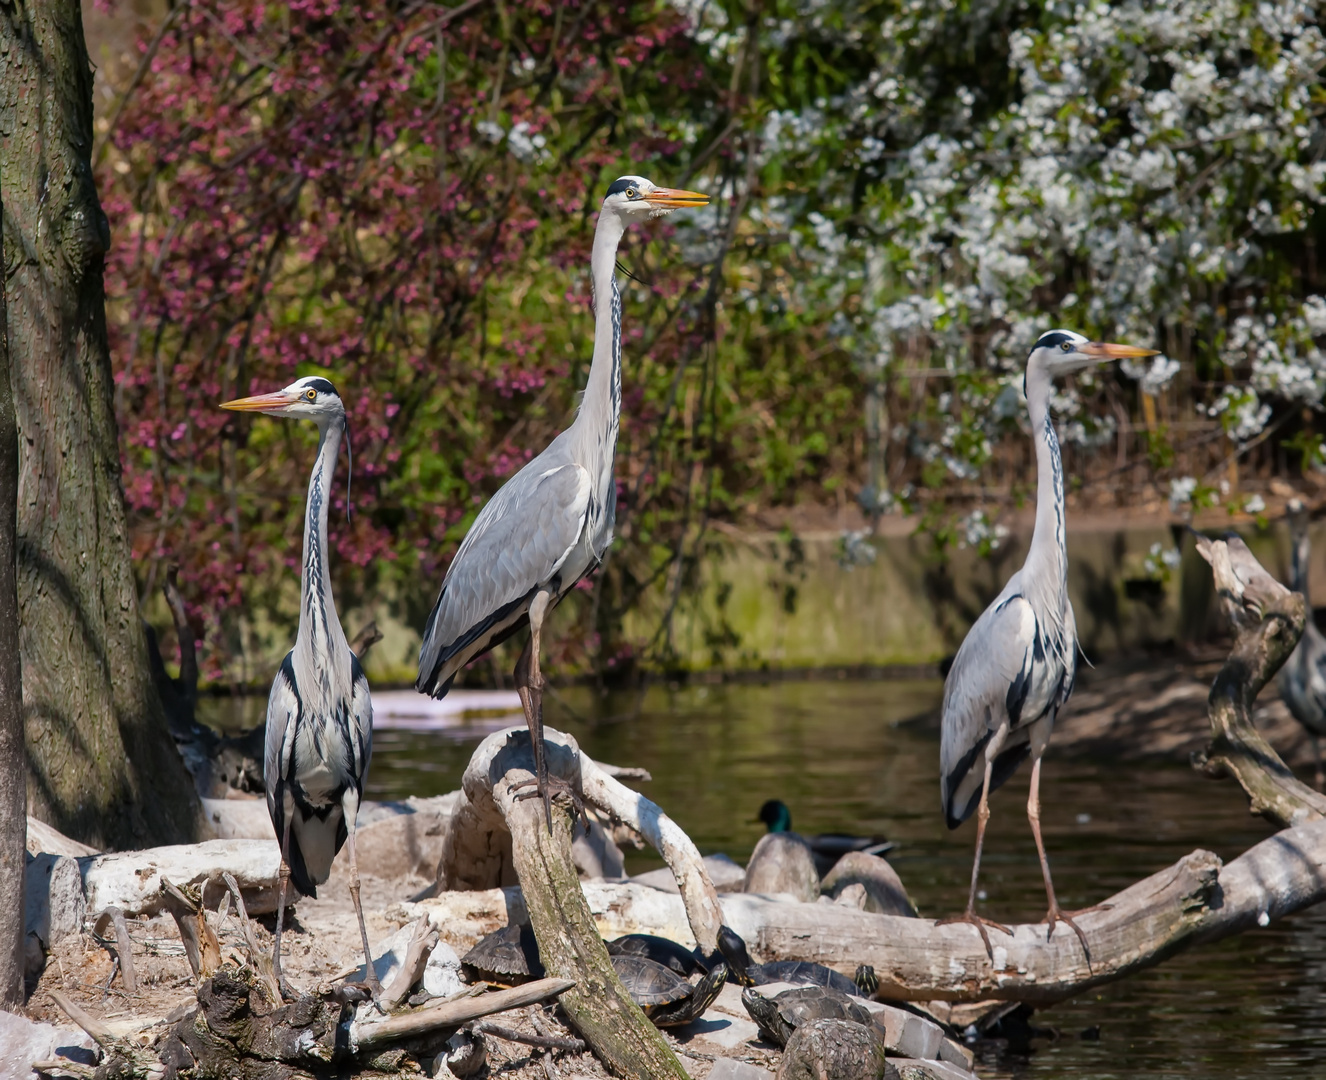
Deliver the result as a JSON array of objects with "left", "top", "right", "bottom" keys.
[
  {"left": 1081, "top": 342, "right": 1161, "bottom": 360},
  {"left": 645, "top": 187, "right": 710, "bottom": 210},
  {"left": 219, "top": 390, "right": 296, "bottom": 413}
]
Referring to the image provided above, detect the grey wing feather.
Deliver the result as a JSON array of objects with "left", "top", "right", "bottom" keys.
[
  {"left": 349, "top": 654, "right": 373, "bottom": 789},
  {"left": 939, "top": 589, "right": 1036, "bottom": 826},
  {"left": 264, "top": 653, "right": 300, "bottom": 841},
  {"left": 417, "top": 453, "right": 592, "bottom": 694}
]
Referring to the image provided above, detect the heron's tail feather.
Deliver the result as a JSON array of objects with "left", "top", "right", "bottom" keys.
[
  {"left": 286, "top": 835, "right": 319, "bottom": 899},
  {"left": 288, "top": 806, "right": 348, "bottom": 896}
]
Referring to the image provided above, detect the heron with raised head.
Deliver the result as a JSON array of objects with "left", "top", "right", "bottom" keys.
[
  {"left": 220, "top": 376, "right": 378, "bottom": 998},
  {"left": 1277, "top": 498, "right": 1326, "bottom": 789},
  {"left": 416, "top": 176, "right": 709, "bottom": 825},
  {"left": 938, "top": 330, "right": 1157, "bottom": 957}
]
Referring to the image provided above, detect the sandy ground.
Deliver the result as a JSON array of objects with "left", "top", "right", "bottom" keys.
[{"left": 22, "top": 863, "right": 786, "bottom": 1079}]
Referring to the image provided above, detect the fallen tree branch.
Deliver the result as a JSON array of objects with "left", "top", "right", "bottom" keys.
[
  {"left": 161, "top": 878, "right": 221, "bottom": 979},
  {"left": 379, "top": 915, "right": 438, "bottom": 1011},
  {"left": 471, "top": 1019, "right": 586, "bottom": 1052},
  {"left": 483, "top": 730, "right": 689, "bottom": 1079},
  {"left": 1192, "top": 533, "right": 1326, "bottom": 825},
  {"left": 48, "top": 989, "right": 114, "bottom": 1049},
  {"left": 350, "top": 976, "right": 576, "bottom": 1048},
  {"left": 222, "top": 871, "right": 280, "bottom": 1002},
  {"left": 440, "top": 727, "right": 721, "bottom": 951},
  {"left": 90, "top": 907, "right": 137, "bottom": 994},
  {"left": 406, "top": 817, "right": 1326, "bottom": 1005}
]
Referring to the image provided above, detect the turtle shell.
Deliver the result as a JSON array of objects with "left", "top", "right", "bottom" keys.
[
  {"left": 606, "top": 934, "right": 705, "bottom": 976},
  {"left": 742, "top": 985, "right": 874, "bottom": 1048},
  {"left": 462, "top": 924, "right": 544, "bottom": 984},
  {"left": 615, "top": 959, "right": 728, "bottom": 1028},
  {"left": 751, "top": 960, "right": 859, "bottom": 996},
  {"left": 611, "top": 955, "right": 692, "bottom": 1006}
]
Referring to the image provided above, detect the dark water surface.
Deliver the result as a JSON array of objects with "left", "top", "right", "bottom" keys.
[{"left": 210, "top": 678, "right": 1326, "bottom": 1077}]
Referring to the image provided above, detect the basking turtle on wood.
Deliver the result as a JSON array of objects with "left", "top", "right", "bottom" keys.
[
  {"left": 462, "top": 924, "right": 545, "bottom": 985},
  {"left": 606, "top": 933, "right": 707, "bottom": 976},
  {"left": 717, "top": 926, "right": 877, "bottom": 996},
  {"left": 464, "top": 924, "right": 726, "bottom": 1028},
  {"left": 614, "top": 957, "right": 728, "bottom": 1028},
  {"left": 742, "top": 985, "right": 876, "bottom": 1049}
]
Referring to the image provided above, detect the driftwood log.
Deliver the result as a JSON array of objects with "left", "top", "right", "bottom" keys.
[
  {"left": 442, "top": 726, "right": 723, "bottom": 954},
  {"left": 407, "top": 816, "right": 1326, "bottom": 1005},
  {"left": 458, "top": 727, "right": 692, "bottom": 1080},
  {"left": 1191, "top": 533, "right": 1326, "bottom": 825}
]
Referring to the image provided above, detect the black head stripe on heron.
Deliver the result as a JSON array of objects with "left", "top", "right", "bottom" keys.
[
  {"left": 217, "top": 376, "right": 379, "bottom": 1001},
  {"left": 1277, "top": 499, "right": 1326, "bottom": 789},
  {"left": 936, "top": 330, "right": 1157, "bottom": 960},
  {"left": 415, "top": 175, "right": 709, "bottom": 829}
]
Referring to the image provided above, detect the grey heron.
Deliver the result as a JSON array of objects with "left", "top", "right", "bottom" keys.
[
  {"left": 220, "top": 376, "right": 377, "bottom": 998},
  {"left": 416, "top": 176, "right": 709, "bottom": 825},
  {"left": 938, "top": 330, "right": 1157, "bottom": 957},
  {"left": 1277, "top": 498, "right": 1326, "bottom": 789}
]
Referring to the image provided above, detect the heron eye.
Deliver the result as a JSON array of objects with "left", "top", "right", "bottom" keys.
[
  {"left": 625, "top": 187, "right": 638, "bottom": 199},
  {"left": 1061, "top": 342, "right": 1073, "bottom": 352},
  {"left": 305, "top": 388, "right": 317, "bottom": 400}
]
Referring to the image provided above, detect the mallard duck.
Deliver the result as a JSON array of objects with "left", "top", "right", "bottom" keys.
[{"left": 756, "top": 799, "right": 893, "bottom": 877}]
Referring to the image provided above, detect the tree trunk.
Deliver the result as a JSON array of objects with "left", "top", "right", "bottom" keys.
[
  {"left": 0, "top": 166, "right": 25, "bottom": 1008},
  {"left": 0, "top": 0, "right": 200, "bottom": 848}
]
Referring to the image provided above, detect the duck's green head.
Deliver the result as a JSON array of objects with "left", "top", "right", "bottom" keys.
[{"left": 757, "top": 799, "right": 793, "bottom": 833}]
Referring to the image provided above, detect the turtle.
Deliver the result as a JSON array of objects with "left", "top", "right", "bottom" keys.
[
  {"left": 605, "top": 933, "right": 707, "bottom": 977},
  {"left": 716, "top": 925, "right": 877, "bottom": 997},
  {"left": 776, "top": 1018, "right": 888, "bottom": 1080},
  {"left": 741, "top": 984, "right": 876, "bottom": 1049},
  {"left": 461, "top": 923, "right": 544, "bottom": 985},
  {"left": 612, "top": 957, "right": 728, "bottom": 1028}
]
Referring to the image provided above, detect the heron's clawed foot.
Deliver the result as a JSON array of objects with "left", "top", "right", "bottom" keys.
[
  {"left": 934, "top": 909, "right": 1013, "bottom": 961},
  {"left": 1044, "top": 904, "right": 1092, "bottom": 962},
  {"left": 512, "top": 773, "right": 588, "bottom": 831}
]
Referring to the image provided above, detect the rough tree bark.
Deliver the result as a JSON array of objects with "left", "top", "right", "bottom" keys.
[
  {"left": 0, "top": 165, "right": 25, "bottom": 1008},
  {"left": 457, "top": 728, "right": 692, "bottom": 1080},
  {"left": 0, "top": 1, "right": 200, "bottom": 847}
]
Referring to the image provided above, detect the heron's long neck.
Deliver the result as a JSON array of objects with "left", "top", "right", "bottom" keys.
[
  {"left": 570, "top": 210, "right": 626, "bottom": 476},
  {"left": 295, "top": 418, "right": 350, "bottom": 689},
  {"left": 1025, "top": 369, "right": 1068, "bottom": 604}
]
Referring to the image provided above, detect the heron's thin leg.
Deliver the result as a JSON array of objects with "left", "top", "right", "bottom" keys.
[
  {"left": 1027, "top": 755, "right": 1090, "bottom": 961},
  {"left": 1313, "top": 735, "right": 1323, "bottom": 791},
  {"left": 512, "top": 591, "right": 586, "bottom": 830},
  {"left": 343, "top": 804, "right": 382, "bottom": 1000},
  {"left": 272, "top": 814, "right": 293, "bottom": 999},
  {"left": 935, "top": 758, "right": 1010, "bottom": 959}
]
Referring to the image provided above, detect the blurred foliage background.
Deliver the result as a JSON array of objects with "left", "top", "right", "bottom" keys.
[{"left": 94, "top": 0, "right": 1326, "bottom": 685}]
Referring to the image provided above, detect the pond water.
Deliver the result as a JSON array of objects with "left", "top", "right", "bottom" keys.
[{"left": 204, "top": 677, "right": 1326, "bottom": 1077}]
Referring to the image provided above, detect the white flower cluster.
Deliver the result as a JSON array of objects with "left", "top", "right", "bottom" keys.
[
  {"left": 957, "top": 510, "right": 1010, "bottom": 552},
  {"left": 720, "top": 0, "right": 1326, "bottom": 498},
  {"left": 1143, "top": 541, "right": 1183, "bottom": 578}
]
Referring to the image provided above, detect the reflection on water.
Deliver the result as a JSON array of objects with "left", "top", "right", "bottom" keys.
[{"left": 204, "top": 678, "right": 1326, "bottom": 1077}]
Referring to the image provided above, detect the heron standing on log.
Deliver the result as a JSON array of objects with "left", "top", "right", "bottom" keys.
[
  {"left": 938, "top": 330, "right": 1156, "bottom": 957},
  {"left": 221, "top": 376, "right": 378, "bottom": 998},
  {"left": 416, "top": 176, "right": 709, "bottom": 825},
  {"left": 1277, "top": 498, "right": 1326, "bottom": 789}
]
